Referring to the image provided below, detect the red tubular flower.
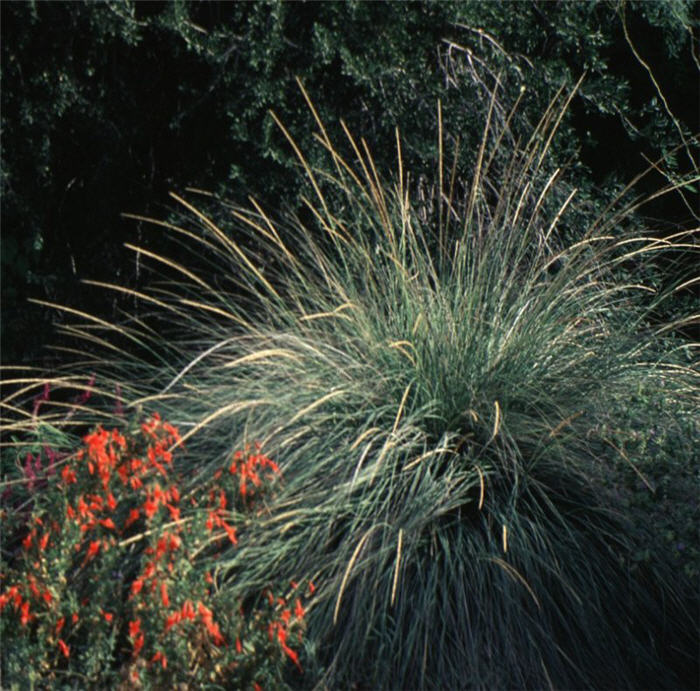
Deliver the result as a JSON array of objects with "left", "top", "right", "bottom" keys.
[
  {"left": 111, "top": 429, "right": 126, "bottom": 451},
  {"left": 133, "top": 632, "right": 145, "bottom": 657},
  {"left": 163, "top": 421, "right": 180, "bottom": 442},
  {"left": 88, "top": 494, "right": 104, "bottom": 512},
  {"left": 0, "top": 587, "right": 15, "bottom": 612},
  {"left": 76, "top": 496, "right": 90, "bottom": 519},
  {"left": 236, "top": 637, "right": 242, "bottom": 653},
  {"left": 223, "top": 522, "right": 238, "bottom": 545},
  {"left": 124, "top": 508, "right": 140, "bottom": 529},
  {"left": 239, "top": 466, "right": 248, "bottom": 499},
  {"left": 143, "top": 496, "right": 158, "bottom": 519},
  {"left": 129, "top": 619, "right": 141, "bottom": 639},
  {"left": 164, "top": 611, "right": 180, "bottom": 632},
  {"left": 99, "top": 518, "right": 116, "bottom": 530},
  {"left": 282, "top": 643, "right": 302, "bottom": 672},
  {"left": 20, "top": 601, "right": 31, "bottom": 626},
  {"left": 131, "top": 578, "right": 144, "bottom": 596},
  {"left": 294, "top": 598, "right": 305, "bottom": 620},
  {"left": 160, "top": 582, "right": 169, "bottom": 608},
  {"left": 86, "top": 540, "right": 101, "bottom": 560},
  {"left": 22, "top": 531, "right": 33, "bottom": 551},
  {"left": 181, "top": 600, "right": 195, "bottom": 621},
  {"left": 155, "top": 535, "right": 168, "bottom": 561},
  {"left": 101, "top": 610, "right": 113, "bottom": 623},
  {"left": 55, "top": 617, "right": 65, "bottom": 634},
  {"left": 28, "top": 578, "right": 40, "bottom": 599},
  {"left": 151, "top": 651, "right": 168, "bottom": 669},
  {"left": 57, "top": 639, "right": 70, "bottom": 658},
  {"left": 61, "top": 464, "right": 77, "bottom": 485},
  {"left": 198, "top": 604, "right": 225, "bottom": 646},
  {"left": 117, "top": 463, "right": 129, "bottom": 485}
]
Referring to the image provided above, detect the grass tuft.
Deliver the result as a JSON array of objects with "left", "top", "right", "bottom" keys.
[{"left": 2, "top": 82, "right": 698, "bottom": 689}]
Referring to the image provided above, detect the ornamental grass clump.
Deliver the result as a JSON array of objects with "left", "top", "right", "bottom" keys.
[{"left": 2, "top": 80, "right": 698, "bottom": 688}]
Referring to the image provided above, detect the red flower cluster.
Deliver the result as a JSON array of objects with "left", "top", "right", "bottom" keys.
[
  {"left": 228, "top": 443, "right": 280, "bottom": 503},
  {"left": 1, "top": 412, "right": 314, "bottom": 688}
]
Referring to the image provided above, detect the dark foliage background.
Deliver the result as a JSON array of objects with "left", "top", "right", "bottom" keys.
[{"left": 1, "top": 0, "right": 698, "bottom": 366}]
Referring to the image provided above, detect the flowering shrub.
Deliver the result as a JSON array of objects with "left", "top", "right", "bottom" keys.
[{"left": 0, "top": 413, "right": 313, "bottom": 688}]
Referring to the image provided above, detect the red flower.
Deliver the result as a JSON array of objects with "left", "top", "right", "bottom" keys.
[
  {"left": 143, "top": 498, "right": 157, "bottom": 519},
  {"left": 22, "top": 531, "right": 33, "bottom": 551},
  {"left": 206, "top": 512, "right": 216, "bottom": 532},
  {"left": 181, "top": 600, "right": 195, "bottom": 621},
  {"left": 198, "top": 603, "right": 225, "bottom": 646},
  {"left": 282, "top": 643, "right": 302, "bottom": 672},
  {"left": 151, "top": 650, "right": 168, "bottom": 669},
  {"left": 102, "top": 609, "right": 114, "bottom": 623},
  {"left": 28, "top": 578, "right": 40, "bottom": 599},
  {"left": 61, "top": 464, "right": 77, "bottom": 485},
  {"left": 222, "top": 522, "right": 238, "bottom": 545},
  {"left": 20, "top": 601, "right": 31, "bottom": 626},
  {"left": 160, "top": 582, "right": 169, "bottom": 608},
  {"left": 57, "top": 639, "right": 70, "bottom": 658},
  {"left": 164, "top": 612, "right": 180, "bottom": 632},
  {"left": 163, "top": 421, "right": 180, "bottom": 443},
  {"left": 76, "top": 496, "right": 90, "bottom": 519},
  {"left": 111, "top": 428, "right": 126, "bottom": 448},
  {"left": 86, "top": 540, "right": 101, "bottom": 560},
  {"left": 129, "top": 619, "right": 141, "bottom": 639},
  {"left": 124, "top": 508, "right": 140, "bottom": 529},
  {"left": 0, "top": 593, "right": 10, "bottom": 613}
]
